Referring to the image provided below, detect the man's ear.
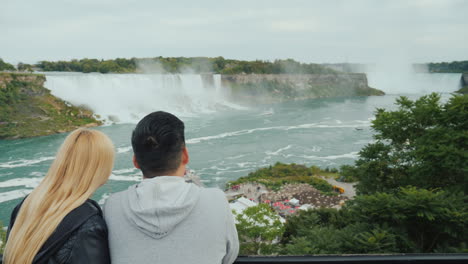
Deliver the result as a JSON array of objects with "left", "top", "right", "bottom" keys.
[
  {"left": 182, "top": 147, "right": 189, "bottom": 165},
  {"left": 133, "top": 155, "right": 141, "bottom": 169}
]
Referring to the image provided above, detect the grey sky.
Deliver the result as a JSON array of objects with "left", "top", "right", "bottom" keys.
[{"left": 1, "top": 0, "right": 467, "bottom": 64}]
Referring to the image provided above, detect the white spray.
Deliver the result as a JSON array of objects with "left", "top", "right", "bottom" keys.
[{"left": 44, "top": 73, "right": 238, "bottom": 123}]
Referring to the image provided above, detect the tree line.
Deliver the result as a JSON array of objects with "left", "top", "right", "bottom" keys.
[
  {"left": 425, "top": 60, "right": 468, "bottom": 73},
  {"left": 2, "top": 57, "right": 338, "bottom": 74},
  {"left": 4, "top": 57, "right": 468, "bottom": 74},
  {"left": 36, "top": 57, "right": 339, "bottom": 74}
]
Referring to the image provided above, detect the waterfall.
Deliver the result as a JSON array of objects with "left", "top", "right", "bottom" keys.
[
  {"left": 44, "top": 73, "right": 236, "bottom": 123},
  {"left": 367, "top": 71, "right": 462, "bottom": 94}
]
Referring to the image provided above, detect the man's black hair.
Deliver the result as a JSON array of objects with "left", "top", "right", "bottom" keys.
[{"left": 131, "top": 111, "right": 185, "bottom": 177}]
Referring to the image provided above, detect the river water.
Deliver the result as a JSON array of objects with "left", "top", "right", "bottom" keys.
[{"left": 0, "top": 72, "right": 461, "bottom": 225}]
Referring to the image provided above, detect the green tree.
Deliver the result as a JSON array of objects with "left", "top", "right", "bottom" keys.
[
  {"left": 17, "top": 62, "right": 33, "bottom": 72},
  {"left": 234, "top": 204, "right": 285, "bottom": 255},
  {"left": 282, "top": 187, "right": 467, "bottom": 254},
  {"left": 348, "top": 187, "right": 467, "bottom": 252},
  {"left": 0, "top": 58, "right": 15, "bottom": 71},
  {"left": 282, "top": 209, "right": 400, "bottom": 254},
  {"left": 350, "top": 93, "right": 468, "bottom": 195}
]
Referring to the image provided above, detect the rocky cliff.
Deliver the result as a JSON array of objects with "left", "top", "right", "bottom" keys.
[
  {"left": 0, "top": 73, "right": 101, "bottom": 139},
  {"left": 458, "top": 73, "right": 468, "bottom": 94},
  {"left": 221, "top": 73, "right": 384, "bottom": 103}
]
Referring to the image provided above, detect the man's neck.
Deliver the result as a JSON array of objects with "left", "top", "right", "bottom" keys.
[{"left": 143, "top": 166, "right": 185, "bottom": 179}]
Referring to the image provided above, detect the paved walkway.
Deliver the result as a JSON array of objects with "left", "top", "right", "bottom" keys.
[
  {"left": 225, "top": 182, "right": 269, "bottom": 202},
  {"left": 320, "top": 176, "right": 357, "bottom": 198}
]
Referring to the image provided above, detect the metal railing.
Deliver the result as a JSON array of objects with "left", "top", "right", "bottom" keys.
[
  {"left": 233, "top": 254, "right": 468, "bottom": 264},
  {"left": 1, "top": 254, "right": 467, "bottom": 263}
]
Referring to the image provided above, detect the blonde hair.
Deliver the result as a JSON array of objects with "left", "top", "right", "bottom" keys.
[{"left": 3, "top": 129, "right": 115, "bottom": 264}]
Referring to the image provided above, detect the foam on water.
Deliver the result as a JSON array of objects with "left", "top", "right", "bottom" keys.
[
  {"left": 0, "top": 156, "right": 54, "bottom": 168},
  {"left": 117, "top": 146, "right": 132, "bottom": 154},
  {"left": 265, "top": 145, "right": 293, "bottom": 155},
  {"left": 0, "top": 177, "right": 42, "bottom": 188},
  {"left": 0, "top": 189, "right": 33, "bottom": 203},
  {"left": 187, "top": 121, "right": 370, "bottom": 144},
  {"left": 296, "top": 151, "right": 360, "bottom": 160},
  {"left": 113, "top": 168, "right": 138, "bottom": 174}
]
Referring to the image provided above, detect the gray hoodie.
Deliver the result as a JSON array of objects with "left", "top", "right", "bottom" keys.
[{"left": 104, "top": 176, "right": 239, "bottom": 264}]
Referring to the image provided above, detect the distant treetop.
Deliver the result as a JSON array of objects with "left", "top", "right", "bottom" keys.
[
  {"left": 424, "top": 60, "right": 468, "bottom": 73},
  {"left": 35, "top": 57, "right": 338, "bottom": 74},
  {"left": 0, "top": 58, "right": 16, "bottom": 71}
]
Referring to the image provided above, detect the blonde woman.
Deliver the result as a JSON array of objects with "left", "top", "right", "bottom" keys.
[{"left": 3, "top": 129, "right": 115, "bottom": 264}]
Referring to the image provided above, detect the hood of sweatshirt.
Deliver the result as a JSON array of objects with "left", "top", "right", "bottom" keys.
[{"left": 122, "top": 176, "right": 201, "bottom": 239}]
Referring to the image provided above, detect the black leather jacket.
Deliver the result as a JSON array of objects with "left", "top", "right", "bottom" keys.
[
  {"left": 46, "top": 213, "right": 111, "bottom": 264},
  {"left": 5, "top": 200, "right": 110, "bottom": 264}
]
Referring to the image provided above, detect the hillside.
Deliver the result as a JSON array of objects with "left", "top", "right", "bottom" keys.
[{"left": 0, "top": 73, "right": 101, "bottom": 139}]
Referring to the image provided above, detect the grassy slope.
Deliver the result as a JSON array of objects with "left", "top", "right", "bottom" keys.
[
  {"left": 227, "top": 162, "right": 338, "bottom": 195},
  {"left": 0, "top": 73, "right": 101, "bottom": 139}
]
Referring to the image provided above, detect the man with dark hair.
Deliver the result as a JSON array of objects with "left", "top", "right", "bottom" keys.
[{"left": 104, "top": 111, "right": 239, "bottom": 264}]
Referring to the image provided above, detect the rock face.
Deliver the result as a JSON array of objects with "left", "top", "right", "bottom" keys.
[
  {"left": 462, "top": 73, "right": 468, "bottom": 85},
  {"left": 0, "top": 73, "right": 101, "bottom": 139},
  {"left": 222, "top": 73, "right": 384, "bottom": 103},
  {"left": 458, "top": 73, "right": 468, "bottom": 94}
]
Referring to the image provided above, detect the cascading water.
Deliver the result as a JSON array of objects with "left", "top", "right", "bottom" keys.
[
  {"left": 367, "top": 69, "right": 461, "bottom": 94},
  {"left": 44, "top": 73, "right": 240, "bottom": 123}
]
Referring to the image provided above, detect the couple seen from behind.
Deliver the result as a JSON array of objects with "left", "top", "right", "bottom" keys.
[{"left": 2, "top": 111, "right": 239, "bottom": 264}]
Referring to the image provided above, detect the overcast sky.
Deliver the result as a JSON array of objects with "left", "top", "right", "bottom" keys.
[{"left": 1, "top": 0, "right": 467, "bottom": 64}]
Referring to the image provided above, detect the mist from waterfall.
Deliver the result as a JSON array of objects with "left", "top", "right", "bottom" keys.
[
  {"left": 44, "top": 73, "right": 244, "bottom": 123},
  {"left": 365, "top": 63, "right": 461, "bottom": 94}
]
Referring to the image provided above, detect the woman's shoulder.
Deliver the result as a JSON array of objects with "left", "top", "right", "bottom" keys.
[
  {"left": 46, "top": 200, "right": 110, "bottom": 263},
  {"left": 77, "top": 200, "right": 107, "bottom": 232}
]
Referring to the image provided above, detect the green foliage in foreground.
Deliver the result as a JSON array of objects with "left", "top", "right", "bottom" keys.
[
  {"left": 0, "top": 222, "right": 6, "bottom": 254},
  {"left": 234, "top": 187, "right": 467, "bottom": 255},
  {"left": 348, "top": 93, "right": 468, "bottom": 195},
  {"left": 233, "top": 94, "right": 468, "bottom": 255},
  {"left": 0, "top": 58, "right": 15, "bottom": 71},
  {"left": 457, "top": 85, "right": 468, "bottom": 95},
  {"left": 35, "top": 57, "right": 338, "bottom": 74},
  {"left": 228, "top": 162, "right": 335, "bottom": 195},
  {"left": 234, "top": 204, "right": 285, "bottom": 255},
  {"left": 281, "top": 187, "right": 467, "bottom": 254}
]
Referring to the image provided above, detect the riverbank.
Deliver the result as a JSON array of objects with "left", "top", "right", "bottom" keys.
[{"left": 0, "top": 73, "right": 101, "bottom": 139}]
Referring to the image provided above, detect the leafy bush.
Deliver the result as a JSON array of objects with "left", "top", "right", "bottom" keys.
[
  {"left": 347, "top": 187, "right": 467, "bottom": 252},
  {"left": 347, "top": 93, "right": 468, "bottom": 195},
  {"left": 281, "top": 187, "right": 467, "bottom": 254},
  {"left": 233, "top": 204, "right": 285, "bottom": 255}
]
